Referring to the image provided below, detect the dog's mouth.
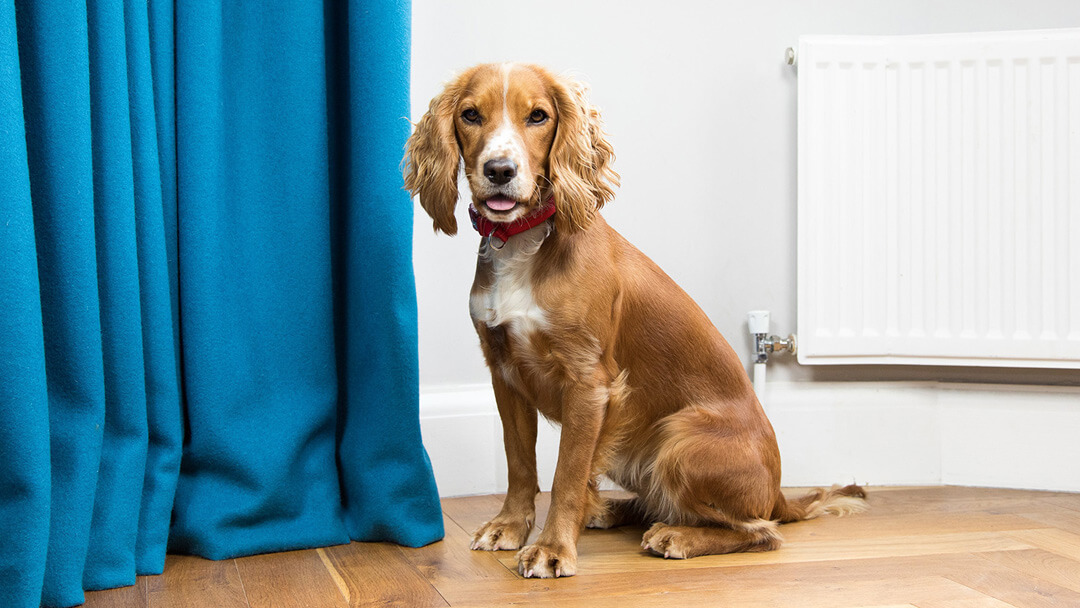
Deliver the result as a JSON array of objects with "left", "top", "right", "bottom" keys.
[{"left": 482, "top": 196, "right": 520, "bottom": 214}]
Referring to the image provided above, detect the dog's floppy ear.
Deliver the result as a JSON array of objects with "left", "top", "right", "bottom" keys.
[
  {"left": 548, "top": 74, "right": 620, "bottom": 235},
  {"left": 404, "top": 81, "right": 462, "bottom": 235}
]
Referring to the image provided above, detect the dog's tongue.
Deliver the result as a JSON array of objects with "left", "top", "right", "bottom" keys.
[{"left": 485, "top": 196, "right": 517, "bottom": 211}]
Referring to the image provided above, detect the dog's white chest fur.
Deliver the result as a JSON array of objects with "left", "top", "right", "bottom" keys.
[{"left": 469, "top": 223, "right": 550, "bottom": 337}]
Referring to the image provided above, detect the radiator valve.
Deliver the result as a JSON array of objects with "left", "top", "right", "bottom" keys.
[{"left": 747, "top": 310, "right": 797, "bottom": 364}]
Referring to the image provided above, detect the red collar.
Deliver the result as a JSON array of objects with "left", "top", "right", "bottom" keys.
[{"left": 468, "top": 198, "right": 556, "bottom": 244}]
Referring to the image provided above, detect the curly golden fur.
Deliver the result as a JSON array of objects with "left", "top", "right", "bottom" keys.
[{"left": 404, "top": 64, "right": 618, "bottom": 236}]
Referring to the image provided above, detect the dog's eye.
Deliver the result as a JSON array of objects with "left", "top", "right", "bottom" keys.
[
  {"left": 461, "top": 108, "right": 481, "bottom": 124},
  {"left": 528, "top": 109, "right": 549, "bottom": 125}
]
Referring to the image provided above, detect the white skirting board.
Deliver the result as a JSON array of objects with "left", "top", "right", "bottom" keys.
[{"left": 419, "top": 382, "right": 1080, "bottom": 498}]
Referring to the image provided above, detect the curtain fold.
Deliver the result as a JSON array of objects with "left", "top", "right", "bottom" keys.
[
  {"left": 0, "top": 2, "right": 50, "bottom": 604},
  {"left": 169, "top": 0, "right": 351, "bottom": 559},
  {"left": 331, "top": 0, "right": 443, "bottom": 549},
  {"left": 0, "top": 1, "right": 442, "bottom": 606}
]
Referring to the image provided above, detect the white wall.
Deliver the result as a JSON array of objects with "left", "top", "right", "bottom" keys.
[
  {"left": 411, "top": 0, "right": 1080, "bottom": 389},
  {"left": 409, "top": 1, "right": 1080, "bottom": 495}
]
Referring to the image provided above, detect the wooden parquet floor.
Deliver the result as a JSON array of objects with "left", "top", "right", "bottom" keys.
[{"left": 83, "top": 486, "right": 1080, "bottom": 607}]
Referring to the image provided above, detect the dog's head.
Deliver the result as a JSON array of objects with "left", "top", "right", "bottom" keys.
[{"left": 404, "top": 63, "right": 619, "bottom": 236}]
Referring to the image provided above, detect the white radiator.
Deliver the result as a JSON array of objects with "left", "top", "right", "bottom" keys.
[{"left": 797, "top": 28, "right": 1080, "bottom": 369}]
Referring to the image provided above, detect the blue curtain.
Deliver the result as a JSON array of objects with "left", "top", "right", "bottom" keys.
[{"left": 0, "top": 1, "right": 443, "bottom": 606}]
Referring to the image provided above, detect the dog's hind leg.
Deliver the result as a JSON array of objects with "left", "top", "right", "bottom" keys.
[{"left": 636, "top": 403, "right": 790, "bottom": 558}]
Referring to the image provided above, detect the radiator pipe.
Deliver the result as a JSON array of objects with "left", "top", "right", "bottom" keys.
[{"left": 748, "top": 311, "right": 771, "bottom": 404}]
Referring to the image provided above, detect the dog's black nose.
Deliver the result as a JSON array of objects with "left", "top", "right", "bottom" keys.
[{"left": 484, "top": 159, "right": 517, "bottom": 185}]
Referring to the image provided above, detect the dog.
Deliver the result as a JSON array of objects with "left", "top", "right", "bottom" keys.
[{"left": 404, "top": 63, "right": 866, "bottom": 579}]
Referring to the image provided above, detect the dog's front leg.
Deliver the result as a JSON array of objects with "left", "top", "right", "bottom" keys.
[
  {"left": 516, "top": 381, "right": 606, "bottom": 578},
  {"left": 471, "top": 377, "right": 540, "bottom": 551}
]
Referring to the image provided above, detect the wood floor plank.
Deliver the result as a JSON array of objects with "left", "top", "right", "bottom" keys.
[
  {"left": 235, "top": 547, "right": 348, "bottom": 608},
  {"left": 977, "top": 548, "right": 1080, "bottom": 595},
  {"left": 946, "top": 553, "right": 1080, "bottom": 608},
  {"left": 440, "top": 494, "right": 507, "bottom": 535},
  {"left": 402, "top": 514, "right": 519, "bottom": 585},
  {"left": 82, "top": 577, "right": 149, "bottom": 608},
  {"left": 781, "top": 511, "right": 1041, "bottom": 542},
  {"left": 601, "top": 578, "right": 979, "bottom": 608},
  {"left": 1005, "top": 528, "right": 1080, "bottom": 562},
  {"left": 439, "top": 553, "right": 997, "bottom": 607},
  {"left": 858, "top": 488, "right": 1057, "bottom": 518},
  {"left": 1038, "top": 494, "right": 1080, "bottom": 514},
  {"left": 913, "top": 598, "right": 1015, "bottom": 607},
  {"left": 493, "top": 529, "right": 1036, "bottom": 576},
  {"left": 449, "top": 577, "right": 980, "bottom": 608},
  {"left": 1018, "top": 505, "right": 1080, "bottom": 535},
  {"left": 321, "top": 542, "right": 448, "bottom": 608},
  {"left": 147, "top": 555, "right": 249, "bottom": 608}
]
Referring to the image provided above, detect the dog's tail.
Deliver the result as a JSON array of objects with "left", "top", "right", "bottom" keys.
[{"left": 772, "top": 484, "right": 869, "bottom": 524}]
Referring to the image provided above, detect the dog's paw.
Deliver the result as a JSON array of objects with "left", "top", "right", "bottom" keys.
[
  {"left": 516, "top": 542, "right": 577, "bottom": 578},
  {"left": 470, "top": 516, "right": 533, "bottom": 551},
  {"left": 641, "top": 523, "right": 691, "bottom": 559}
]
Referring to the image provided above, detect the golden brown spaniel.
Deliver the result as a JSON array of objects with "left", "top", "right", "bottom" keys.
[{"left": 405, "top": 63, "right": 866, "bottom": 578}]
